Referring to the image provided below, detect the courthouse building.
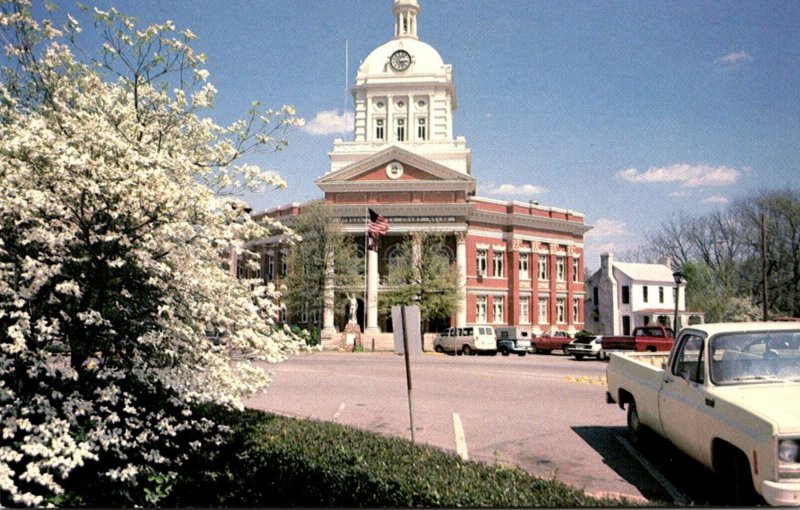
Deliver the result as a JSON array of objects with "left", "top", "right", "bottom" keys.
[{"left": 251, "top": 0, "right": 591, "bottom": 347}]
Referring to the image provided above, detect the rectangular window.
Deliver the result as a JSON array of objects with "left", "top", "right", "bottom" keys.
[
  {"left": 572, "top": 257, "right": 580, "bottom": 283},
  {"left": 538, "top": 256, "right": 549, "bottom": 281},
  {"left": 300, "top": 303, "right": 308, "bottom": 323},
  {"left": 375, "top": 118, "right": 385, "bottom": 141},
  {"left": 476, "top": 249, "right": 488, "bottom": 277},
  {"left": 556, "top": 298, "right": 566, "bottom": 324},
  {"left": 266, "top": 253, "right": 275, "bottom": 281},
  {"left": 592, "top": 286, "right": 599, "bottom": 305},
  {"left": 621, "top": 285, "right": 630, "bottom": 305},
  {"left": 492, "top": 251, "right": 504, "bottom": 278},
  {"left": 643, "top": 286, "right": 649, "bottom": 303},
  {"left": 280, "top": 254, "right": 288, "bottom": 278},
  {"left": 476, "top": 296, "right": 487, "bottom": 323},
  {"left": 396, "top": 118, "right": 406, "bottom": 141},
  {"left": 556, "top": 256, "right": 566, "bottom": 281},
  {"left": 519, "top": 253, "right": 529, "bottom": 278},
  {"left": 417, "top": 117, "right": 427, "bottom": 140},
  {"left": 659, "top": 286, "right": 665, "bottom": 303},
  {"left": 519, "top": 296, "right": 530, "bottom": 323},
  {"left": 573, "top": 298, "right": 580, "bottom": 323},
  {"left": 492, "top": 296, "right": 504, "bottom": 323},
  {"left": 538, "top": 297, "right": 549, "bottom": 324}
]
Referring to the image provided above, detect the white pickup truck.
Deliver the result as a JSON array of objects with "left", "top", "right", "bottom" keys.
[{"left": 606, "top": 322, "right": 800, "bottom": 506}]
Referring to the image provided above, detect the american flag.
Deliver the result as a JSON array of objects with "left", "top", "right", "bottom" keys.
[{"left": 367, "top": 209, "right": 389, "bottom": 251}]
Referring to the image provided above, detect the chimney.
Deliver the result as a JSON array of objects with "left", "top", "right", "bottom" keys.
[
  {"left": 658, "top": 255, "right": 672, "bottom": 271},
  {"left": 601, "top": 253, "right": 613, "bottom": 272}
]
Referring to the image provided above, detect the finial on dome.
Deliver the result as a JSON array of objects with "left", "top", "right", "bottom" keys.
[{"left": 393, "top": 0, "right": 420, "bottom": 40}]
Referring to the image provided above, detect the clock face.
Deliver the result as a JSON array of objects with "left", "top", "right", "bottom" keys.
[
  {"left": 386, "top": 162, "right": 404, "bottom": 179},
  {"left": 390, "top": 50, "right": 411, "bottom": 71}
]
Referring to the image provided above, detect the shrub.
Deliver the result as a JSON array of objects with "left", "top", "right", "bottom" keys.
[{"left": 170, "top": 406, "right": 633, "bottom": 507}]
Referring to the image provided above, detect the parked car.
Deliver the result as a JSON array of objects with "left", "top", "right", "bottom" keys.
[
  {"left": 495, "top": 326, "right": 531, "bottom": 356},
  {"left": 564, "top": 335, "right": 606, "bottom": 360},
  {"left": 531, "top": 331, "right": 572, "bottom": 354},
  {"left": 433, "top": 326, "right": 497, "bottom": 355}
]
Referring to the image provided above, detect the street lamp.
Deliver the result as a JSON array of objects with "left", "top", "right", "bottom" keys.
[{"left": 672, "top": 270, "right": 685, "bottom": 337}]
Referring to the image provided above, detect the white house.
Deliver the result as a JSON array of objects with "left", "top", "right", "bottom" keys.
[{"left": 585, "top": 253, "right": 704, "bottom": 336}]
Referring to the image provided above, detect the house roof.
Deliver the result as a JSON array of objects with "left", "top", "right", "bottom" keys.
[{"left": 613, "top": 262, "right": 675, "bottom": 283}]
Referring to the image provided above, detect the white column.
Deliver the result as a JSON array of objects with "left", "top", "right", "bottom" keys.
[
  {"left": 456, "top": 232, "right": 467, "bottom": 327},
  {"left": 321, "top": 250, "right": 337, "bottom": 343},
  {"left": 365, "top": 248, "right": 380, "bottom": 335}
]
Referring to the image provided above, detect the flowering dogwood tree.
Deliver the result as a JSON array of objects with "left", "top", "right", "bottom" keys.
[{"left": 0, "top": 1, "right": 304, "bottom": 505}]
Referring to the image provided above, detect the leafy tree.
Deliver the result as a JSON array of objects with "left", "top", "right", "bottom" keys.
[
  {"left": 282, "top": 200, "right": 363, "bottom": 334},
  {"left": 381, "top": 233, "right": 461, "bottom": 335},
  {"left": 682, "top": 260, "right": 759, "bottom": 322},
  {"left": 0, "top": 2, "right": 302, "bottom": 506}
]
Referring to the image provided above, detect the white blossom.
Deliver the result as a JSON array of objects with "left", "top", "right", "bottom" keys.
[{"left": 0, "top": 1, "right": 305, "bottom": 505}]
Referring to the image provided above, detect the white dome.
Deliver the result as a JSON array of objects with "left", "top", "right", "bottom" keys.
[{"left": 359, "top": 38, "right": 446, "bottom": 78}]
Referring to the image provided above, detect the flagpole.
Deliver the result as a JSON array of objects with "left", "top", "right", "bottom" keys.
[{"left": 363, "top": 207, "right": 369, "bottom": 337}]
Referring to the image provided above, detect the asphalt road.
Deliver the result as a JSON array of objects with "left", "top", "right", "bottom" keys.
[{"left": 245, "top": 350, "right": 729, "bottom": 505}]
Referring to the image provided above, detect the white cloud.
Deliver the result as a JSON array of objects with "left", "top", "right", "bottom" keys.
[
  {"left": 485, "top": 183, "right": 548, "bottom": 196},
  {"left": 300, "top": 109, "right": 353, "bottom": 135},
  {"left": 702, "top": 195, "right": 729, "bottom": 204},
  {"left": 586, "top": 218, "right": 630, "bottom": 240},
  {"left": 714, "top": 51, "right": 752, "bottom": 67},
  {"left": 616, "top": 163, "right": 740, "bottom": 188}
]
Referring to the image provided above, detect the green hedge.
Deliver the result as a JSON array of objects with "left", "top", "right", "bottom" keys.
[{"left": 170, "top": 406, "right": 634, "bottom": 507}]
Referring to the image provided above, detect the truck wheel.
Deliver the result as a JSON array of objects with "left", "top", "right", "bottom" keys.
[
  {"left": 500, "top": 346, "right": 510, "bottom": 356},
  {"left": 434, "top": 345, "right": 443, "bottom": 353},
  {"left": 626, "top": 400, "right": 649, "bottom": 448},
  {"left": 730, "top": 451, "right": 759, "bottom": 505},
  {"left": 462, "top": 345, "right": 472, "bottom": 356}
]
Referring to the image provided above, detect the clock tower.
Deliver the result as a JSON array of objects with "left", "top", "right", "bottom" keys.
[{"left": 328, "top": 0, "right": 471, "bottom": 175}]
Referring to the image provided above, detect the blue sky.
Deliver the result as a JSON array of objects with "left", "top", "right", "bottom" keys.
[{"left": 48, "top": 1, "right": 800, "bottom": 270}]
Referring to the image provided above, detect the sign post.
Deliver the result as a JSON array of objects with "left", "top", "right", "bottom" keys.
[{"left": 392, "top": 305, "right": 421, "bottom": 443}]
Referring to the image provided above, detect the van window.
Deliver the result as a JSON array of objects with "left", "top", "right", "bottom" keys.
[{"left": 463, "top": 327, "right": 473, "bottom": 336}]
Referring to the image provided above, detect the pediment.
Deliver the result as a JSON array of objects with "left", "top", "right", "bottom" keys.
[{"left": 315, "top": 145, "right": 475, "bottom": 188}]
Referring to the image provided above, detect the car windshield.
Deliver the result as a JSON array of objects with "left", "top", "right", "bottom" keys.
[{"left": 710, "top": 330, "right": 800, "bottom": 385}]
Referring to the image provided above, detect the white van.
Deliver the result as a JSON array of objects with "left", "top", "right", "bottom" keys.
[{"left": 434, "top": 326, "right": 497, "bottom": 355}]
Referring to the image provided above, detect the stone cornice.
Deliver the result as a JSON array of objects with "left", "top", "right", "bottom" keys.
[
  {"left": 468, "top": 209, "right": 593, "bottom": 237},
  {"left": 319, "top": 179, "right": 473, "bottom": 193}
]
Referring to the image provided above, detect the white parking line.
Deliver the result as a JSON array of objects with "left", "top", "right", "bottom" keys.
[
  {"left": 615, "top": 435, "right": 690, "bottom": 505},
  {"left": 453, "top": 413, "right": 469, "bottom": 460},
  {"left": 333, "top": 402, "right": 346, "bottom": 421}
]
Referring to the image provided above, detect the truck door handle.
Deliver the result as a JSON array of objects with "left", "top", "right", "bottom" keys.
[{"left": 705, "top": 398, "right": 715, "bottom": 408}]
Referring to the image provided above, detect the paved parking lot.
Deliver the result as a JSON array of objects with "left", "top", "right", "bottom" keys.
[{"left": 246, "top": 351, "right": 726, "bottom": 504}]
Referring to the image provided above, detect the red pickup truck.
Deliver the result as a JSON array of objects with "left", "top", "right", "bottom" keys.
[
  {"left": 531, "top": 331, "right": 573, "bottom": 354},
  {"left": 600, "top": 325, "right": 674, "bottom": 356}
]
